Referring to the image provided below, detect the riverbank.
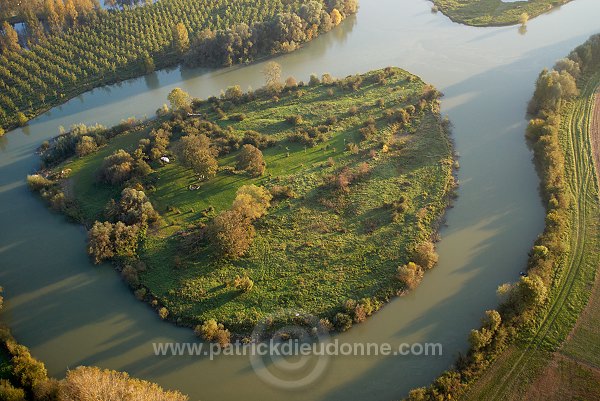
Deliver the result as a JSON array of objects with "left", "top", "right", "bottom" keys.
[
  {"left": 0, "top": 0, "right": 357, "bottom": 133},
  {"left": 453, "top": 41, "right": 600, "bottom": 401}
]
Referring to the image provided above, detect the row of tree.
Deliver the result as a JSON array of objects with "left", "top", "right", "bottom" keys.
[
  {"left": 404, "top": 32, "right": 600, "bottom": 401},
  {"left": 0, "top": 0, "right": 356, "bottom": 131}
]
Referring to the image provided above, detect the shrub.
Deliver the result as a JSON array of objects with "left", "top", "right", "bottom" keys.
[
  {"left": 224, "top": 85, "right": 243, "bottom": 101},
  {"left": 0, "top": 379, "right": 25, "bottom": 401},
  {"left": 75, "top": 136, "right": 98, "bottom": 157},
  {"left": 115, "top": 187, "right": 158, "bottom": 225},
  {"left": 242, "top": 130, "right": 276, "bottom": 149},
  {"left": 269, "top": 185, "right": 297, "bottom": 200},
  {"left": 88, "top": 221, "right": 115, "bottom": 264},
  {"left": 158, "top": 307, "right": 169, "bottom": 320},
  {"left": 232, "top": 275, "right": 254, "bottom": 292},
  {"left": 348, "top": 105, "right": 358, "bottom": 115},
  {"left": 285, "top": 76, "right": 298, "bottom": 88},
  {"left": 236, "top": 144, "right": 266, "bottom": 177},
  {"left": 309, "top": 74, "right": 320, "bottom": 86},
  {"left": 196, "top": 319, "right": 230, "bottom": 346},
  {"left": 325, "top": 115, "right": 338, "bottom": 125},
  {"left": 26, "top": 175, "right": 54, "bottom": 191},
  {"left": 232, "top": 185, "right": 272, "bottom": 220},
  {"left": 333, "top": 312, "right": 352, "bottom": 331},
  {"left": 397, "top": 262, "right": 423, "bottom": 290},
  {"left": 230, "top": 113, "right": 246, "bottom": 121},
  {"left": 285, "top": 115, "right": 303, "bottom": 125},
  {"left": 413, "top": 241, "right": 438, "bottom": 270}
]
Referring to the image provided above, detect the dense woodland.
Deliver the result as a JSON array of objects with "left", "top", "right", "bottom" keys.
[
  {"left": 0, "top": 0, "right": 358, "bottom": 132},
  {"left": 404, "top": 33, "right": 600, "bottom": 401}
]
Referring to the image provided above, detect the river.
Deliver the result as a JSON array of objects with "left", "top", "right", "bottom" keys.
[{"left": 0, "top": 0, "right": 599, "bottom": 400}]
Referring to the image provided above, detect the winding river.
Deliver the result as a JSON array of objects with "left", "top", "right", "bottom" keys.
[{"left": 1, "top": 0, "right": 599, "bottom": 399}]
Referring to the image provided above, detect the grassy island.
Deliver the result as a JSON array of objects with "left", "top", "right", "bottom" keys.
[
  {"left": 431, "top": 0, "right": 572, "bottom": 27},
  {"left": 29, "top": 67, "right": 455, "bottom": 338}
]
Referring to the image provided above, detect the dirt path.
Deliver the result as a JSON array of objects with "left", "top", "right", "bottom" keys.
[{"left": 591, "top": 88, "right": 600, "bottom": 190}]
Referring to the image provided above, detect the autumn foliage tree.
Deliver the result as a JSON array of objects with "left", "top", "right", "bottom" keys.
[
  {"left": 208, "top": 185, "right": 272, "bottom": 259},
  {"left": 177, "top": 134, "right": 218, "bottom": 179},
  {"left": 236, "top": 144, "right": 266, "bottom": 177}
]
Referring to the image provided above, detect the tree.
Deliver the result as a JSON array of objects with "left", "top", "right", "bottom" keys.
[
  {"left": 519, "top": 12, "right": 529, "bottom": 26},
  {"left": 64, "top": 0, "right": 78, "bottom": 26},
  {"left": 178, "top": 134, "right": 218, "bottom": 179},
  {"left": 330, "top": 9, "right": 342, "bottom": 26},
  {"left": 112, "top": 221, "right": 140, "bottom": 258},
  {"left": 167, "top": 87, "right": 190, "bottom": 110},
  {"left": 88, "top": 221, "right": 114, "bottom": 264},
  {"left": 1, "top": 22, "right": 20, "bottom": 53},
  {"left": 45, "top": 0, "right": 62, "bottom": 34},
  {"left": 116, "top": 187, "right": 158, "bottom": 225},
  {"left": 224, "top": 85, "right": 243, "bottom": 101},
  {"left": 208, "top": 209, "right": 255, "bottom": 259},
  {"left": 75, "top": 136, "right": 97, "bottom": 157},
  {"left": 60, "top": 366, "right": 188, "bottom": 401},
  {"left": 232, "top": 185, "right": 272, "bottom": 220},
  {"left": 262, "top": 61, "right": 281, "bottom": 88},
  {"left": 236, "top": 144, "right": 266, "bottom": 177},
  {"left": 397, "top": 262, "right": 423, "bottom": 290},
  {"left": 173, "top": 22, "right": 189, "bottom": 54},
  {"left": 100, "top": 149, "right": 134, "bottom": 184}
]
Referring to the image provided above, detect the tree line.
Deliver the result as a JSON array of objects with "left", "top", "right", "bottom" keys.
[
  {"left": 0, "top": 0, "right": 358, "bottom": 132},
  {"left": 404, "top": 33, "right": 600, "bottom": 401},
  {"left": 0, "top": 287, "right": 188, "bottom": 401}
]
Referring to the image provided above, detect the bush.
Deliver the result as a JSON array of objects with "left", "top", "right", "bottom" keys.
[
  {"left": 232, "top": 185, "right": 272, "bottom": 221},
  {"left": 88, "top": 221, "right": 115, "bottom": 264},
  {"left": 237, "top": 144, "right": 266, "bottom": 176},
  {"left": 397, "top": 262, "right": 423, "bottom": 290},
  {"left": 114, "top": 187, "right": 158, "bottom": 226},
  {"left": 0, "top": 379, "right": 25, "bottom": 401},
  {"left": 158, "top": 307, "right": 169, "bottom": 320},
  {"left": 232, "top": 275, "right": 254, "bottom": 292},
  {"left": 242, "top": 130, "right": 275, "bottom": 149},
  {"left": 195, "top": 319, "right": 230, "bottom": 347},
  {"left": 309, "top": 74, "right": 320, "bottom": 86},
  {"left": 285, "top": 115, "right": 303, "bottom": 125},
  {"left": 230, "top": 113, "right": 246, "bottom": 121},
  {"left": 26, "top": 175, "right": 54, "bottom": 191},
  {"left": 413, "top": 241, "right": 438, "bottom": 270},
  {"left": 333, "top": 312, "right": 352, "bottom": 331},
  {"left": 75, "top": 136, "right": 98, "bottom": 157},
  {"left": 269, "top": 185, "right": 297, "bottom": 200}
]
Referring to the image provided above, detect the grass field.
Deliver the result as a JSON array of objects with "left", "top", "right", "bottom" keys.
[
  {"left": 431, "top": 0, "right": 572, "bottom": 26},
  {"left": 55, "top": 68, "right": 455, "bottom": 333},
  {"left": 461, "top": 73, "right": 600, "bottom": 400}
]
